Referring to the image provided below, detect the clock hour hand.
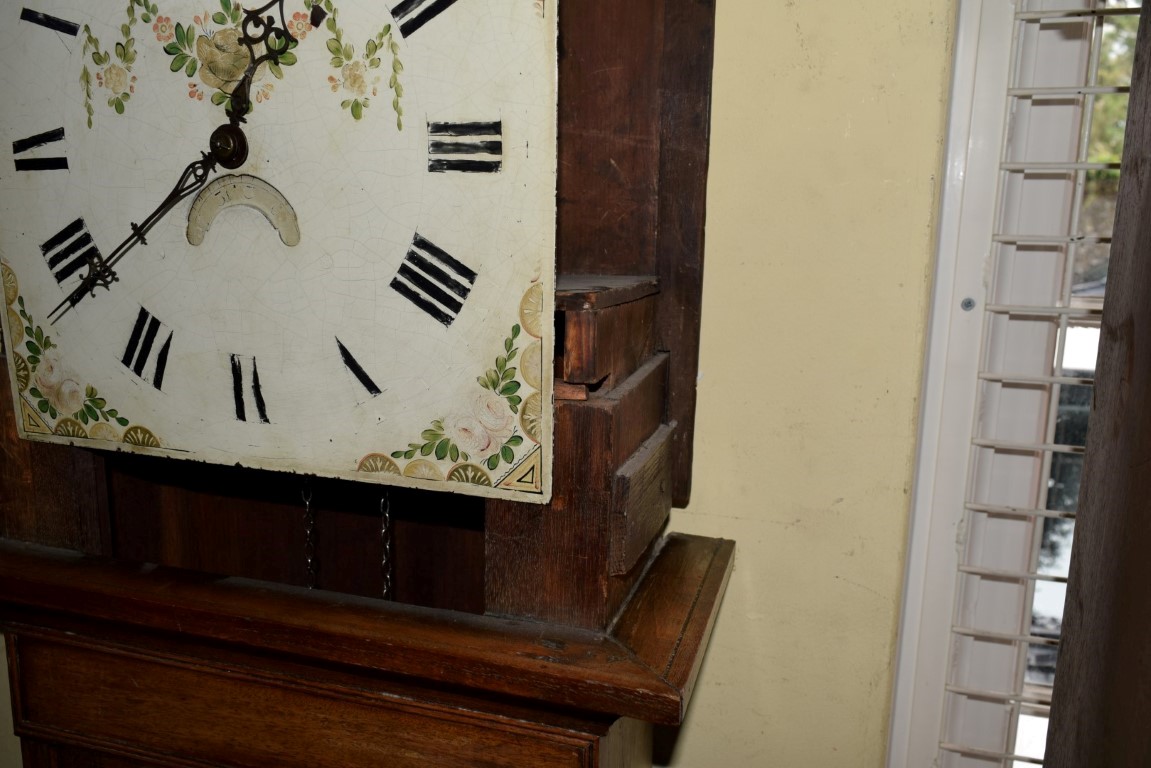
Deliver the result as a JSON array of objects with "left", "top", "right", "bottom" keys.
[
  {"left": 47, "top": 151, "right": 220, "bottom": 323},
  {"left": 227, "top": 0, "right": 298, "bottom": 124}
]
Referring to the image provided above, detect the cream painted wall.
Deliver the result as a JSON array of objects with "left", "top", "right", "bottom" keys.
[
  {"left": 0, "top": 1, "right": 957, "bottom": 765},
  {"left": 664, "top": 1, "right": 956, "bottom": 766}
]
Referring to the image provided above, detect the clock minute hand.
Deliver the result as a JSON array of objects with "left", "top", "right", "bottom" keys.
[{"left": 48, "top": 152, "right": 220, "bottom": 323}]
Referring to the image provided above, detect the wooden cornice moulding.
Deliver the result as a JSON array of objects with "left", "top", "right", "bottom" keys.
[{"left": 0, "top": 532, "right": 733, "bottom": 727}]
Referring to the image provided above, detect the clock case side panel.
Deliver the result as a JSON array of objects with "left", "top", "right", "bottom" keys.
[
  {"left": 486, "top": 0, "right": 716, "bottom": 629},
  {"left": 554, "top": 0, "right": 715, "bottom": 508}
]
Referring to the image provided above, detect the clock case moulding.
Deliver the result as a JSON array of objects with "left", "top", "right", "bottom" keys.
[{"left": 0, "top": 0, "right": 731, "bottom": 765}]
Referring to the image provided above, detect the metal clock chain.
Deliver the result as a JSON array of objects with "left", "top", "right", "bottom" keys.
[
  {"left": 302, "top": 484, "right": 317, "bottom": 589},
  {"left": 380, "top": 493, "right": 393, "bottom": 601}
]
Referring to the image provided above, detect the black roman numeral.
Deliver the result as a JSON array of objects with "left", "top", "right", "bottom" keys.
[
  {"left": 336, "top": 338, "right": 382, "bottom": 396},
  {"left": 390, "top": 0, "right": 461, "bottom": 37},
  {"left": 121, "top": 307, "right": 172, "bottom": 390},
  {"left": 20, "top": 8, "right": 80, "bottom": 36},
  {"left": 428, "top": 121, "right": 502, "bottom": 173},
  {"left": 230, "top": 354, "right": 270, "bottom": 423},
  {"left": 13, "top": 127, "right": 68, "bottom": 171},
  {"left": 41, "top": 218, "right": 99, "bottom": 287},
  {"left": 389, "top": 234, "right": 477, "bottom": 327}
]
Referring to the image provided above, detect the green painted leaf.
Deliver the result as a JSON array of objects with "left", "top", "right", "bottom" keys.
[
  {"left": 435, "top": 438, "right": 449, "bottom": 460},
  {"left": 392, "top": 57, "right": 403, "bottom": 74},
  {"left": 499, "top": 381, "right": 521, "bottom": 397},
  {"left": 115, "top": 42, "right": 126, "bottom": 61},
  {"left": 486, "top": 454, "right": 500, "bottom": 470},
  {"left": 37, "top": 400, "right": 48, "bottom": 414},
  {"left": 343, "top": 43, "right": 353, "bottom": 60},
  {"left": 507, "top": 435, "right": 523, "bottom": 447},
  {"left": 78, "top": 410, "right": 89, "bottom": 425},
  {"left": 369, "top": 57, "right": 381, "bottom": 69},
  {"left": 121, "top": 23, "right": 131, "bottom": 37},
  {"left": 171, "top": 54, "right": 187, "bottom": 72},
  {"left": 25, "top": 340, "right": 40, "bottom": 356},
  {"left": 114, "top": 98, "right": 125, "bottom": 114},
  {"left": 502, "top": 367, "right": 517, "bottom": 382},
  {"left": 211, "top": 90, "right": 228, "bottom": 105},
  {"left": 28, "top": 387, "right": 42, "bottom": 400},
  {"left": 404, "top": 449, "right": 416, "bottom": 459},
  {"left": 351, "top": 100, "right": 363, "bottom": 120},
  {"left": 506, "top": 395, "right": 522, "bottom": 407},
  {"left": 421, "top": 429, "right": 440, "bottom": 441},
  {"left": 116, "top": 417, "right": 129, "bottom": 427},
  {"left": 84, "top": 403, "right": 98, "bottom": 421},
  {"left": 164, "top": 41, "right": 181, "bottom": 54},
  {"left": 365, "top": 39, "right": 377, "bottom": 57},
  {"left": 420, "top": 441, "right": 435, "bottom": 456},
  {"left": 91, "top": 397, "right": 107, "bottom": 409},
  {"left": 212, "top": 11, "right": 227, "bottom": 25},
  {"left": 501, "top": 445, "right": 514, "bottom": 464},
  {"left": 278, "top": 51, "right": 297, "bottom": 66},
  {"left": 185, "top": 58, "right": 197, "bottom": 77},
  {"left": 391, "top": 450, "right": 405, "bottom": 459},
  {"left": 449, "top": 444, "right": 459, "bottom": 462},
  {"left": 269, "top": 62, "right": 283, "bottom": 79}
]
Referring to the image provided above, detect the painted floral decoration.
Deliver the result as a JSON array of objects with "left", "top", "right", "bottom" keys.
[
  {"left": 158, "top": 0, "right": 300, "bottom": 114},
  {"left": 80, "top": 0, "right": 158, "bottom": 127},
  {"left": 2, "top": 263, "right": 154, "bottom": 445},
  {"left": 307, "top": 0, "right": 404, "bottom": 126}
]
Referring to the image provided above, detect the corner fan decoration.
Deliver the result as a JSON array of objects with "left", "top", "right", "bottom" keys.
[{"left": 0, "top": 0, "right": 558, "bottom": 501}]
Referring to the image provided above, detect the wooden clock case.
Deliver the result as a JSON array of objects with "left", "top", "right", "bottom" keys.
[{"left": 0, "top": 1, "right": 732, "bottom": 765}]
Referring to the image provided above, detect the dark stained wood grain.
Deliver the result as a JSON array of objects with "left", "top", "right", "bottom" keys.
[
  {"left": 564, "top": 298, "right": 657, "bottom": 388},
  {"left": 0, "top": 531, "right": 731, "bottom": 728},
  {"left": 0, "top": 359, "right": 109, "bottom": 555},
  {"left": 107, "top": 454, "right": 483, "bottom": 610},
  {"left": 610, "top": 423, "right": 674, "bottom": 576},
  {"left": 556, "top": 276, "right": 660, "bottom": 312},
  {"left": 557, "top": 0, "right": 665, "bottom": 275},
  {"left": 1046, "top": 6, "right": 1151, "bottom": 764},
  {"left": 486, "top": 355, "right": 668, "bottom": 630},
  {"left": 10, "top": 634, "right": 606, "bottom": 768},
  {"left": 612, "top": 535, "right": 735, "bottom": 717},
  {"left": 654, "top": 0, "right": 716, "bottom": 507}
]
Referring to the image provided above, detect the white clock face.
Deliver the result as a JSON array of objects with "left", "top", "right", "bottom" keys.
[{"left": 0, "top": 0, "right": 557, "bottom": 502}]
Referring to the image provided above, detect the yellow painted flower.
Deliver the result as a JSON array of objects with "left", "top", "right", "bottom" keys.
[{"left": 197, "top": 28, "right": 264, "bottom": 94}]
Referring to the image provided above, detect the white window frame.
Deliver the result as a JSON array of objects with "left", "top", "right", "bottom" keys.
[
  {"left": 888, "top": 3, "right": 1014, "bottom": 763},
  {"left": 888, "top": 0, "right": 1123, "bottom": 764}
]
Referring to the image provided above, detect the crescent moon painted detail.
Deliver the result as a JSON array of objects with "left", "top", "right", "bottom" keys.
[{"left": 187, "top": 173, "right": 301, "bottom": 247}]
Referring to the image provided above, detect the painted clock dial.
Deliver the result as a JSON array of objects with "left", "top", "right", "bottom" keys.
[{"left": 0, "top": 0, "right": 557, "bottom": 502}]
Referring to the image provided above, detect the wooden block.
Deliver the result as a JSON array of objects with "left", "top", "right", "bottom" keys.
[
  {"left": 7, "top": 633, "right": 610, "bottom": 768},
  {"left": 556, "top": 276, "right": 660, "bottom": 312},
  {"left": 564, "top": 297, "right": 657, "bottom": 389},
  {"left": 486, "top": 354, "right": 669, "bottom": 629},
  {"left": 611, "top": 424, "right": 674, "bottom": 575}
]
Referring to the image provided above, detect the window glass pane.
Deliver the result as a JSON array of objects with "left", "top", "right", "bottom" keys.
[{"left": 1013, "top": 714, "right": 1049, "bottom": 765}]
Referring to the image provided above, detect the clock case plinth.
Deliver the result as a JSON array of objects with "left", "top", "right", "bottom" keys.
[{"left": 0, "top": 1, "right": 727, "bottom": 765}]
